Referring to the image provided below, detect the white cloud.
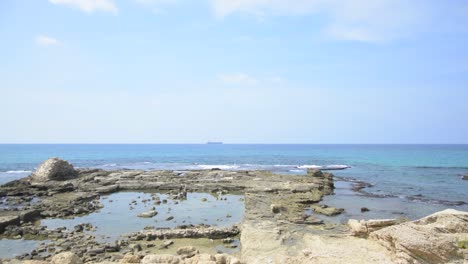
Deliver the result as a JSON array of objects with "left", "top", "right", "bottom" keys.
[
  {"left": 218, "top": 73, "right": 258, "bottom": 85},
  {"left": 35, "top": 35, "right": 60, "bottom": 46},
  {"left": 48, "top": 0, "right": 118, "bottom": 14},
  {"left": 211, "top": 0, "right": 428, "bottom": 43}
]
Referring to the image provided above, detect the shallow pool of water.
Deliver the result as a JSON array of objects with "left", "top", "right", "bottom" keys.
[
  {"left": 41, "top": 191, "right": 245, "bottom": 242},
  {"left": 307, "top": 180, "right": 468, "bottom": 223},
  {"left": 0, "top": 238, "right": 48, "bottom": 259}
]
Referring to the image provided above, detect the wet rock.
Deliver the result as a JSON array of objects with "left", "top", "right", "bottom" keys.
[
  {"left": 201, "top": 198, "right": 208, "bottom": 202},
  {"left": 311, "top": 204, "right": 344, "bottom": 216},
  {"left": 361, "top": 207, "right": 370, "bottom": 212},
  {"left": 370, "top": 209, "right": 468, "bottom": 264},
  {"left": 462, "top": 175, "right": 468, "bottom": 180},
  {"left": 120, "top": 253, "right": 141, "bottom": 263},
  {"left": 96, "top": 184, "right": 119, "bottom": 194},
  {"left": 0, "top": 215, "right": 20, "bottom": 232},
  {"left": 270, "top": 204, "right": 284, "bottom": 214},
  {"left": 129, "top": 244, "right": 142, "bottom": 252},
  {"left": 129, "top": 225, "right": 240, "bottom": 240},
  {"left": 141, "top": 254, "right": 181, "bottom": 264},
  {"left": 166, "top": 216, "right": 174, "bottom": 221},
  {"left": 74, "top": 224, "right": 84, "bottom": 232},
  {"left": 176, "top": 246, "right": 199, "bottom": 258},
  {"left": 137, "top": 210, "right": 158, "bottom": 218},
  {"left": 31, "top": 158, "right": 78, "bottom": 182},
  {"left": 51, "top": 251, "right": 83, "bottom": 264},
  {"left": 307, "top": 169, "right": 323, "bottom": 177},
  {"left": 348, "top": 218, "right": 397, "bottom": 237}
]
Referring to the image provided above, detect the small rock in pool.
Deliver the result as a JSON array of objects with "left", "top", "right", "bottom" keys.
[
  {"left": 361, "top": 207, "right": 370, "bottom": 212},
  {"left": 137, "top": 210, "right": 158, "bottom": 218},
  {"left": 201, "top": 198, "right": 208, "bottom": 202},
  {"left": 166, "top": 216, "right": 174, "bottom": 221}
]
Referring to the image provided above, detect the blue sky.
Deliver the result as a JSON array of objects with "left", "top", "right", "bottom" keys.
[{"left": 1, "top": 0, "right": 468, "bottom": 143}]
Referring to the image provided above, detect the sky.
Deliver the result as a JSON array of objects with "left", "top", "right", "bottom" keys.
[{"left": 1, "top": 0, "right": 468, "bottom": 144}]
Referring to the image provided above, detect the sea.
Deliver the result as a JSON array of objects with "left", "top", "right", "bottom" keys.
[{"left": 1, "top": 144, "right": 467, "bottom": 221}]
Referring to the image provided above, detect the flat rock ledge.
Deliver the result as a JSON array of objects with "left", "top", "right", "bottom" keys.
[{"left": 127, "top": 225, "right": 241, "bottom": 240}]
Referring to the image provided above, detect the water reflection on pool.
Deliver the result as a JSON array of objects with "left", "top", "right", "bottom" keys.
[
  {"left": 41, "top": 192, "right": 245, "bottom": 242},
  {"left": 0, "top": 239, "right": 48, "bottom": 259}
]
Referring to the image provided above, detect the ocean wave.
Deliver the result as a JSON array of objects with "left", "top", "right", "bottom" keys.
[
  {"left": 297, "top": 165, "right": 351, "bottom": 170},
  {"left": 102, "top": 163, "right": 118, "bottom": 167},
  {"left": 4, "top": 170, "right": 32, "bottom": 174}
]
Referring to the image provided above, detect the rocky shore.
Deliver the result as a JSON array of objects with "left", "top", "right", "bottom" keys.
[{"left": 0, "top": 158, "right": 467, "bottom": 263}]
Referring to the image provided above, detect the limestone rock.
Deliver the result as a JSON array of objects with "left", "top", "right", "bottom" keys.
[
  {"left": 120, "top": 253, "right": 141, "bottom": 263},
  {"left": 348, "top": 219, "right": 397, "bottom": 237},
  {"left": 51, "top": 251, "right": 83, "bottom": 264},
  {"left": 184, "top": 254, "right": 216, "bottom": 264},
  {"left": 31, "top": 158, "right": 78, "bottom": 181},
  {"left": 141, "top": 254, "right": 181, "bottom": 264},
  {"left": 137, "top": 210, "right": 158, "bottom": 218},
  {"left": 176, "top": 246, "right": 199, "bottom": 258},
  {"left": 370, "top": 209, "right": 468, "bottom": 264},
  {"left": 311, "top": 204, "right": 344, "bottom": 216}
]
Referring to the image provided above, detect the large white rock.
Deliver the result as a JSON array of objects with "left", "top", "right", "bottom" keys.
[
  {"left": 50, "top": 251, "right": 83, "bottom": 264},
  {"left": 31, "top": 158, "right": 78, "bottom": 181},
  {"left": 370, "top": 209, "right": 468, "bottom": 263},
  {"left": 141, "top": 254, "right": 181, "bottom": 264}
]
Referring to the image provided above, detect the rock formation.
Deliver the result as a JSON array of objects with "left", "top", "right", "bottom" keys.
[
  {"left": 31, "top": 157, "right": 78, "bottom": 181},
  {"left": 369, "top": 209, "right": 468, "bottom": 263}
]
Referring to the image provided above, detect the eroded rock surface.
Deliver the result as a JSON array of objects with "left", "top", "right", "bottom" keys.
[
  {"left": 370, "top": 209, "right": 468, "bottom": 263},
  {"left": 31, "top": 158, "right": 78, "bottom": 182}
]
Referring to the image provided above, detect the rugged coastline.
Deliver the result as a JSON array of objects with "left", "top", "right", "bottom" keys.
[{"left": 0, "top": 158, "right": 467, "bottom": 263}]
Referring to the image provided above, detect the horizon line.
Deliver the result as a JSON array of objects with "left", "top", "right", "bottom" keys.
[{"left": 1, "top": 143, "right": 468, "bottom": 145}]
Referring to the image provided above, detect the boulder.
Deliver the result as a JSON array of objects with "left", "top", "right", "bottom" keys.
[
  {"left": 184, "top": 254, "right": 216, "bottom": 264},
  {"left": 51, "top": 251, "right": 83, "bottom": 264},
  {"left": 120, "top": 253, "right": 141, "bottom": 263},
  {"left": 176, "top": 246, "right": 199, "bottom": 258},
  {"left": 348, "top": 219, "right": 397, "bottom": 237},
  {"left": 31, "top": 158, "right": 78, "bottom": 181},
  {"left": 141, "top": 254, "right": 181, "bottom": 264},
  {"left": 137, "top": 210, "right": 158, "bottom": 218},
  {"left": 370, "top": 209, "right": 468, "bottom": 263}
]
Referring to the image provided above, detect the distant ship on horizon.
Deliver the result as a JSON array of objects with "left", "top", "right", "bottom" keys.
[{"left": 206, "top": 141, "right": 223, "bottom": 144}]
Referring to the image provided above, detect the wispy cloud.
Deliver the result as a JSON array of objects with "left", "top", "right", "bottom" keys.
[
  {"left": 35, "top": 35, "right": 60, "bottom": 46},
  {"left": 48, "top": 0, "right": 118, "bottom": 14},
  {"left": 218, "top": 73, "right": 258, "bottom": 85},
  {"left": 211, "top": 0, "right": 429, "bottom": 43}
]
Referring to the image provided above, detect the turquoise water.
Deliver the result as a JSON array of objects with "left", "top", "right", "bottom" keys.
[{"left": 0, "top": 144, "right": 467, "bottom": 208}]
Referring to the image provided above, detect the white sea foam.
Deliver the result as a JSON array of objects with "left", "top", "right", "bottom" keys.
[
  {"left": 5, "top": 170, "right": 32, "bottom": 174},
  {"left": 297, "top": 165, "right": 350, "bottom": 170},
  {"left": 102, "top": 163, "right": 118, "bottom": 167}
]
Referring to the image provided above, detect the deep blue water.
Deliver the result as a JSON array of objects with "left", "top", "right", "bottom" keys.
[{"left": 0, "top": 144, "right": 467, "bottom": 209}]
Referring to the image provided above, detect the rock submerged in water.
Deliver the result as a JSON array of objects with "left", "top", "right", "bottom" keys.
[{"left": 31, "top": 157, "right": 78, "bottom": 182}]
